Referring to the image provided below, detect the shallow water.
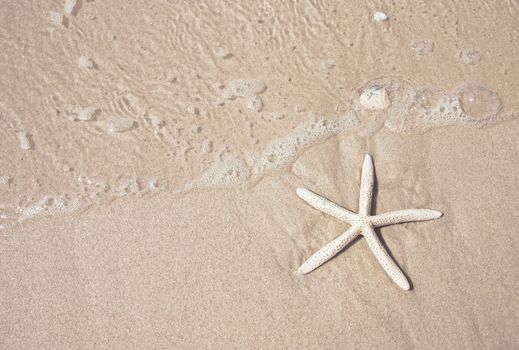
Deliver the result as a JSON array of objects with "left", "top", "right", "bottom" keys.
[{"left": 0, "top": 1, "right": 518, "bottom": 230}]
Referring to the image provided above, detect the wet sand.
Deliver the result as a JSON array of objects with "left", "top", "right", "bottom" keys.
[{"left": 1, "top": 1, "right": 519, "bottom": 349}]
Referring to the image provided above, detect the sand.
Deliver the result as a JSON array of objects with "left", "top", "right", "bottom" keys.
[{"left": 1, "top": 1, "right": 518, "bottom": 349}]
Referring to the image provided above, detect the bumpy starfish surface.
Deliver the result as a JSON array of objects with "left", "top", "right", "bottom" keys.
[{"left": 297, "top": 154, "right": 442, "bottom": 290}]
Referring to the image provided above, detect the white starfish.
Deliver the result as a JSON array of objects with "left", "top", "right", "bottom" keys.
[{"left": 296, "top": 154, "right": 442, "bottom": 290}]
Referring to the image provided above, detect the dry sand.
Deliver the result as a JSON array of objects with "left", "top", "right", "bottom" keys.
[{"left": 1, "top": 1, "right": 519, "bottom": 349}]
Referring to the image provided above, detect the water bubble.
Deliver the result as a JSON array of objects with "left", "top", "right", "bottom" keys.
[
  {"left": 460, "top": 49, "right": 482, "bottom": 65},
  {"left": 97, "top": 116, "right": 135, "bottom": 133},
  {"left": 415, "top": 88, "right": 441, "bottom": 109},
  {"left": 410, "top": 40, "right": 434, "bottom": 55},
  {"left": 457, "top": 84, "right": 501, "bottom": 119},
  {"left": 77, "top": 106, "right": 97, "bottom": 121},
  {"left": 49, "top": 11, "right": 64, "bottom": 26}
]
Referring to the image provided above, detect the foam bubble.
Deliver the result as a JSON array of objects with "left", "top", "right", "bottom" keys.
[
  {"left": 183, "top": 111, "right": 358, "bottom": 191},
  {"left": 49, "top": 11, "right": 64, "bottom": 26},
  {"left": 114, "top": 178, "right": 142, "bottom": 196},
  {"left": 247, "top": 95, "right": 264, "bottom": 112},
  {"left": 222, "top": 79, "right": 266, "bottom": 112},
  {"left": 185, "top": 156, "right": 248, "bottom": 190},
  {"left": 77, "top": 107, "right": 97, "bottom": 121},
  {"left": 456, "top": 83, "right": 501, "bottom": 120},
  {"left": 20, "top": 195, "right": 82, "bottom": 221},
  {"left": 384, "top": 80, "right": 510, "bottom": 132},
  {"left": 410, "top": 40, "right": 434, "bottom": 55},
  {"left": 97, "top": 116, "right": 135, "bottom": 133},
  {"left": 249, "top": 112, "right": 358, "bottom": 180},
  {"left": 460, "top": 49, "right": 482, "bottom": 65}
]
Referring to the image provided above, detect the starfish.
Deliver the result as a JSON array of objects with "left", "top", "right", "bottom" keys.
[{"left": 296, "top": 154, "right": 442, "bottom": 290}]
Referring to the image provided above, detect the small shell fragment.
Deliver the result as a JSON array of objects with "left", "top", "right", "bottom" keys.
[
  {"left": 359, "top": 86, "right": 390, "bottom": 110},
  {"left": 215, "top": 47, "right": 232, "bottom": 59},
  {"left": 78, "top": 56, "right": 94, "bottom": 68},
  {"left": 64, "top": 0, "right": 77, "bottom": 14},
  {"left": 18, "top": 131, "right": 32, "bottom": 150},
  {"left": 373, "top": 11, "right": 388, "bottom": 22}
]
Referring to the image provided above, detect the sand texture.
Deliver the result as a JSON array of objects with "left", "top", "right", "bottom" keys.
[{"left": 1, "top": 1, "right": 518, "bottom": 349}]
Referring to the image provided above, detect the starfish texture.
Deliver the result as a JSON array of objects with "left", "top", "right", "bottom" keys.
[{"left": 296, "top": 154, "right": 442, "bottom": 290}]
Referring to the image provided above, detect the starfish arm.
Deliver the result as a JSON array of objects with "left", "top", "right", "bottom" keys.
[
  {"left": 296, "top": 187, "right": 357, "bottom": 222},
  {"left": 298, "top": 225, "right": 361, "bottom": 274},
  {"left": 363, "top": 226, "right": 410, "bottom": 290},
  {"left": 371, "top": 209, "right": 443, "bottom": 227},
  {"left": 359, "top": 154, "right": 374, "bottom": 216}
]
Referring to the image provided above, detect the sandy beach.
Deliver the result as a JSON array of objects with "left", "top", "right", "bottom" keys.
[{"left": 1, "top": 1, "right": 518, "bottom": 349}]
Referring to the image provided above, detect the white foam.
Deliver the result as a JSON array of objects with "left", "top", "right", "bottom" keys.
[
  {"left": 18, "top": 131, "right": 32, "bottom": 150},
  {"left": 384, "top": 81, "right": 508, "bottom": 132},
  {"left": 97, "top": 116, "right": 135, "bottom": 133},
  {"left": 77, "top": 106, "right": 97, "bottom": 121},
  {"left": 114, "top": 178, "right": 142, "bottom": 195},
  {"left": 49, "top": 11, "right": 64, "bottom": 26},
  {"left": 184, "top": 112, "right": 358, "bottom": 191},
  {"left": 182, "top": 77, "right": 516, "bottom": 192},
  {"left": 185, "top": 156, "right": 248, "bottom": 190},
  {"left": 249, "top": 112, "right": 358, "bottom": 180},
  {"left": 64, "top": 0, "right": 77, "bottom": 14},
  {"left": 222, "top": 79, "right": 266, "bottom": 112},
  {"left": 222, "top": 79, "right": 266, "bottom": 98},
  {"left": 20, "top": 195, "right": 82, "bottom": 221}
]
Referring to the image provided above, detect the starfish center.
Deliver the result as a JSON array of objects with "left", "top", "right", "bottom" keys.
[{"left": 354, "top": 215, "right": 371, "bottom": 226}]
